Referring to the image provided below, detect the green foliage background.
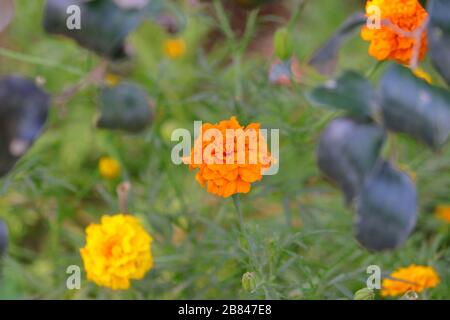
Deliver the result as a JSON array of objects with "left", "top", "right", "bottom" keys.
[{"left": 0, "top": 0, "right": 449, "bottom": 299}]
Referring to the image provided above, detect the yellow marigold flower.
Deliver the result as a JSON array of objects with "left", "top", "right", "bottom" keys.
[
  {"left": 104, "top": 73, "right": 121, "bottom": 87},
  {"left": 163, "top": 38, "right": 186, "bottom": 59},
  {"left": 435, "top": 205, "right": 450, "bottom": 223},
  {"left": 413, "top": 68, "right": 433, "bottom": 84},
  {"left": 99, "top": 157, "right": 121, "bottom": 180},
  {"left": 183, "top": 116, "right": 272, "bottom": 198},
  {"left": 361, "top": 0, "right": 428, "bottom": 65},
  {"left": 381, "top": 264, "right": 440, "bottom": 297},
  {"left": 80, "top": 214, "right": 153, "bottom": 290}
]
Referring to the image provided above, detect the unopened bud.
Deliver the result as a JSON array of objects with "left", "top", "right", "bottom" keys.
[
  {"left": 242, "top": 272, "right": 257, "bottom": 292},
  {"left": 274, "top": 27, "right": 294, "bottom": 61},
  {"left": 353, "top": 288, "right": 375, "bottom": 300}
]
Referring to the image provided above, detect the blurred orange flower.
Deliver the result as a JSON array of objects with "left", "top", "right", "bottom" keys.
[
  {"left": 163, "top": 38, "right": 186, "bottom": 59},
  {"left": 361, "top": 0, "right": 428, "bottom": 65},
  {"left": 183, "top": 116, "right": 272, "bottom": 198},
  {"left": 435, "top": 205, "right": 450, "bottom": 223},
  {"left": 381, "top": 264, "right": 440, "bottom": 297}
]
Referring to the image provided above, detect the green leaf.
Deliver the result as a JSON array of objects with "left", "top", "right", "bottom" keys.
[
  {"left": 306, "top": 71, "right": 376, "bottom": 118},
  {"left": 43, "top": 0, "right": 145, "bottom": 60},
  {"left": 379, "top": 64, "right": 450, "bottom": 149},
  {"left": 97, "top": 82, "right": 154, "bottom": 133},
  {"left": 308, "top": 12, "right": 366, "bottom": 76},
  {"left": 317, "top": 118, "right": 385, "bottom": 204},
  {"left": 0, "top": 75, "right": 50, "bottom": 177},
  {"left": 427, "top": 0, "right": 450, "bottom": 86},
  {"left": 355, "top": 161, "right": 417, "bottom": 251}
]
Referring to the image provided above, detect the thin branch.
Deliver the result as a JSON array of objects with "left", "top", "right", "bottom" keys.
[
  {"left": 53, "top": 59, "right": 108, "bottom": 109},
  {"left": 117, "top": 181, "right": 131, "bottom": 214}
]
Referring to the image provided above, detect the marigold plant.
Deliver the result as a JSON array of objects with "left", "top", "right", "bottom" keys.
[
  {"left": 80, "top": 214, "right": 153, "bottom": 290},
  {"left": 381, "top": 265, "right": 440, "bottom": 297},
  {"left": 361, "top": 0, "right": 428, "bottom": 65},
  {"left": 183, "top": 116, "right": 272, "bottom": 198}
]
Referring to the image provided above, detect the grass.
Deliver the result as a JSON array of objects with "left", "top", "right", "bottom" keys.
[{"left": 0, "top": 0, "right": 449, "bottom": 299}]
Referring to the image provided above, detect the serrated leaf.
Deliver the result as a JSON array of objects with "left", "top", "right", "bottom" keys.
[
  {"left": 0, "top": 75, "right": 50, "bottom": 177},
  {"left": 97, "top": 82, "right": 153, "bottom": 133},
  {"left": 379, "top": 64, "right": 450, "bottom": 149},
  {"left": 317, "top": 117, "right": 385, "bottom": 203},
  {"left": 355, "top": 161, "right": 417, "bottom": 251},
  {"left": 0, "top": 0, "right": 15, "bottom": 33},
  {"left": 306, "top": 71, "right": 376, "bottom": 118},
  {"left": 427, "top": 0, "right": 450, "bottom": 86},
  {"left": 308, "top": 12, "right": 366, "bottom": 76},
  {"left": 43, "top": 0, "right": 144, "bottom": 60}
]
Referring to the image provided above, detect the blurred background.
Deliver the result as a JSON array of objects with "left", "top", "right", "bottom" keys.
[{"left": 0, "top": 0, "right": 448, "bottom": 299}]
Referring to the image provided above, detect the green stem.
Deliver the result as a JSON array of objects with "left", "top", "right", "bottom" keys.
[
  {"left": 0, "top": 48, "right": 85, "bottom": 76},
  {"left": 232, "top": 194, "right": 245, "bottom": 231},
  {"left": 365, "top": 61, "right": 384, "bottom": 79},
  {"left": 287, "top": 0, "right": 309, "bottom": 31}
]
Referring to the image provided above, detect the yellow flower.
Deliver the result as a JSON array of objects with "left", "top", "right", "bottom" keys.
[
  {"left": 80, "top": 214, "right": 153, "bottom": 290},
  {"left": 435, "top": 205, "right": 450, "bottom": 223},
  {"left": 99, "top": 157, "right": 121, "bottom": 180},
  {"left": 381, "top": 265, "right": 440, "bottom": 297},
  {"left": 413, "top": 68, "right": 433, "bottom": 84},
  {"left": 163, "top": 38, "right": 186, "bottom": 59},
  {"left": 104, "top": 73, "right": 120, "bottom": 87}
]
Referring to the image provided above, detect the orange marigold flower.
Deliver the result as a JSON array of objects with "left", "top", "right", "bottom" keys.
[
  {"left": 163, "top": 38, "right": 186, "bottom": 59},
  {"left": 435, "top": 205, "right": 450, "bottom": 223},
  {"left": 381, "top": 264, "right": 440, "bottom": 297},
  {"left": 80, "top": 214, "right": 153, "bottom": 290},
  {"left": 361, "top": 0, "right": 428, "bottom": 65},
  {"left": 183, "top": 116, "right": 272, "bottom": 198}
]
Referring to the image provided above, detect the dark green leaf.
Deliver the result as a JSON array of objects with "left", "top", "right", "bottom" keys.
[
  {"left": 306, "top": 71, "right": 376, "bottom": 118},
  {"left": 0, "top": 219, "right": 7, "bottom": 258},
  {"left": 379, "top": 64, "right": 450, "bottom": 149},
  {"left": 308, "top": 12, "right": 366, "bottom": 76},
  {"left": 97, "top": 82, "right": 154, "bottom": 133},
  {"left": 0, "top": 75, "right": 50, "bottom": 177},
  {"left": 427, "top": 0, "right": 450, "bottom": 86},
  {"left": 355, "top": 161, "right": 417, "bottom": 251},
  {"left": 317, "top": 117, "right": 385, "bottom": 203},
  {"left": 44, "top": 0, "right": 145, "bottom": 60}
]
